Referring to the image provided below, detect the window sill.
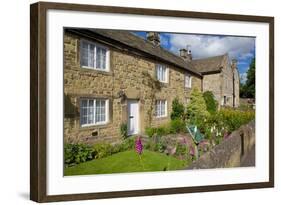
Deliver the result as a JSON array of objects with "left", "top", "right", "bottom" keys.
[
  {"left": 79, "top": 122, "right": 110, "bottom": 130},
  {"left": 80, "top": 66, "right": 112, "bottom": 75},
  {"left": 155, "top": 116, "right": 168, "bottom": 120}
]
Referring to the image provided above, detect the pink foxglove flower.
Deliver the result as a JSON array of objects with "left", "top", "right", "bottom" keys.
[
  {"left": 135, "top": 137, "right": 143, "bottom": 155},
  {"left": 189, "top": 146, "right": 195, "bottom": 156}
]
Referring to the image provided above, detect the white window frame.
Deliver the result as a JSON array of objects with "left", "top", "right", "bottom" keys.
[
  {"left": 185, "top": 74, "right": 192, "bottom": 88},
  {"left": 80, "top": 98, "right": 109, "bottom": 127},
  {"left": 155, "top": 100, "right": 167, "bottom": 118},
  {"left": 156, "top": 64, "right": 169, "bottom": 83},
  {"left": 80, "top": 39, "right": 110, "bottom": 72}
]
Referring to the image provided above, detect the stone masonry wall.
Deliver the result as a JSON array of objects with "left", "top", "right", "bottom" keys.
[
  {"left": 64, "top": 32, "right": 202, "bottom": 144},
  {"left": 202, "top": 73, "right": 221, "bottom": 104},
  {"left": 202, "top": 55, "right": 240, "bottom": 108}
]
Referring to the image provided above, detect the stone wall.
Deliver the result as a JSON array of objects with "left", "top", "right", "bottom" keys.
[
  {"left": 202, "top": 73, "right": 221, "bottom": 104},
  {"left": 234, "top": 69, "right": 240, "bottom": 107},
  {"left": 64, "top": 32, "right": 202, "bottom": 144},
  {"left": 202, "top": 55, "right": 240, "bottom": 108},
  {"left": 187, "top": 120, "right": 255, "bottom": 169}
]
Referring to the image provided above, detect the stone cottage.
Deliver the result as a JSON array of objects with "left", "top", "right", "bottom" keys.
[{"left": 63, "top": 28, "right": 239, "bottom": 144}]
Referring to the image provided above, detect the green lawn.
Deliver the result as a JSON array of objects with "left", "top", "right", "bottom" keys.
[{"left": 64, "top": 150, "right": 187, "bottom": 176}]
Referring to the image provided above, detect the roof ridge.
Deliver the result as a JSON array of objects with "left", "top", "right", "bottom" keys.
[
  {"left": 130, "top": 32, "right": 189, "bottom": 66},
  {"left": 192, "top": 53, "right": 227, "bottom": 62}
]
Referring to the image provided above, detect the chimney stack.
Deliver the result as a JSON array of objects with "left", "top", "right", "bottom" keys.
[
  {"left": 146, "top": 32, "right": 160, "bottom": 46},
  {"left": 179, "top": 47, "right": 192, "bottom": 62},
  {"left": 231, "top": 59, "right": 237, "bottom": 71}
]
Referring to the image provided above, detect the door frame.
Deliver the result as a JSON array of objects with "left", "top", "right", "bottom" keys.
[{"left": 127, "top": 99, "right": 140, "bottom": 135}]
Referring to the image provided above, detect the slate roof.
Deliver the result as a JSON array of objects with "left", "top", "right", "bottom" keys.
[
  {"left": 67, "top": 28, "right": 202, "bottom": 76},
  {"left": 66, "top": 28, "right": 226, "bottom": 76},
  {"left": 191, "top": 54, "right": 227, "bottom": 74}
]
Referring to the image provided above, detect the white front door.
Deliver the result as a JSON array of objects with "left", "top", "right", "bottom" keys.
[{"left": 127, "top": 100, "right": 139, "bottom": 135}]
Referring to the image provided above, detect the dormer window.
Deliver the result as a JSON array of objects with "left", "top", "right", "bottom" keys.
[{"left": 80, "top": 40, "right": 110, "bottom": 71}]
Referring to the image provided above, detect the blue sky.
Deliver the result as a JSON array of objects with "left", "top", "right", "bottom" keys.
[{"left": 133, "top": 31, "right": 255, "bottom": 84}]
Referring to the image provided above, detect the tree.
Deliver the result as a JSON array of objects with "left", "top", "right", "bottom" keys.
[
  {"left": 186, "top": 88, "right": 209, "bottom": 127},
  {"left": 240, "top": 58, "right": 255, "bottom": 98},
  {"left": 203, "top": 91, "right": 218, "bottom": 114},
  {"left": 170, "top": 97, "right": 185, "bottom": 120}
]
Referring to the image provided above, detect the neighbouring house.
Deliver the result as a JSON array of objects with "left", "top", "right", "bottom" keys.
[{"left": 64, "top": 28, "right": 239, "bottom": 144}]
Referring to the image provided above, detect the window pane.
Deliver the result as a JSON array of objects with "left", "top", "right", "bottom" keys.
[
  {"left": 162, "top": 67, "right": 166, "bottom": 82},
  {"left": 88, "top": 100, "right": 94, "bottom": 124},
  {"left": 96, "top": 47, "right": 107, "bottom": 70},
  {"left": 81, "top": 42, "right": 89, "bottom": 67},
  {"left": 89, "top": 44, "right": 95, "bottom": 68},
  {"left": 80, "top": 100, "right": 88, "bottom": 125},
  {"left": 156, "top": 65, "right": 160, "bottom": 81}
]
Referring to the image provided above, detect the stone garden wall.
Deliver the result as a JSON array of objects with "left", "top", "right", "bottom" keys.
[{"left": 187, "top": 120, "right": 255, "bottom": 169}]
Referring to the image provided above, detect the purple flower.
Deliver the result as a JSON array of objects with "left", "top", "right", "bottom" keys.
[
  {"left": 135, "top": 137, "right": 143, "bottom": 155},
  {"left": 181, "top": 137, "right": 187, "bottom": 145},
  {"left": 189, "top": 146, "right": 195, "bottom": 156}
]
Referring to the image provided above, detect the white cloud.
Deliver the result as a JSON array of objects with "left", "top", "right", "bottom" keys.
[{"left": 168, "top": 34, "right": 255, "bottom": 60}]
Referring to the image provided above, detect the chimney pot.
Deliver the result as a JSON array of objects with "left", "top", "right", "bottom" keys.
[
  {"left": 180, "top": 48, "right": 192, "bottom": 61},
  {"left": 146, "top": 32, "right": 160, "bottom": 46},
  {"left": 231, "top": 59, "right": 237, "bottom": 70}
]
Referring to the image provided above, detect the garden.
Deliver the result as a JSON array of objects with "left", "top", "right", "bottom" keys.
[{"left": 64, "top": 88, "right": 255, "bottom": 176}]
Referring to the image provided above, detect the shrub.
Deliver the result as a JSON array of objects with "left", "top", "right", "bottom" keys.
[
  {"left": 144, "top": 138, "right": 166, "bottom": 153},
  {"left": 156, "top": 126, "right": 169, "bottom": 137},
  {"left": 218, "top": 108, "right": 255, "bottom": 132},
  {"left": 145, "top": 126, "right": 169, "bottom": 137},
  {"left": 169, "top": 119, "right": 186, "bottom": 134},
  {"left": 175, "top": 143, "right": 188, "bottom": 156},
  {"left": 186, "top": 88, "right": 209, "bottom": 128},
  {"left": 145, "top": 127, "right": 157, "bottom": 138},
  {"left": 120, "top": 123, "right": 128, "bottom": 139},
  {"left": 203, "top": 91, "right": 218, "bottom": 114},
  {"left": 64, "top": 143, "right": 93, "bottom": 166},
  {"left": 170, "top": 97, "right": 185, "bottom": 120},
  {"left": 92, "top": 143, "right": 113, "bottom": 159},
  {"left": 202, "top": 108, "right": 255, "bottom": 146},
  {"left": 119, "top": 137, "right": 136, "bottom": 151}
]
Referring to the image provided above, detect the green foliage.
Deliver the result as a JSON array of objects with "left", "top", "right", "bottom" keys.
[
  {"left": 240, "top": 58, "right": 255, "bottom": 98},
  {"left": 64, "top": 143, "right": 93, "bottom": 166},
  {"left": 145, "top": 126, "right": 169, "bottom": 138},
  {"left": 169, "top": 119, "right": 186, "bottom": 134},
  {"left": 205, "top": 108, "right": 255, "bottom": 134},
  {"left": 186, "top": 88, "right": 209, "bottom": 128},
  {"left": 144, "top": 139, "right": 166, "bottom": 153},
  {"left": 217, "top": 108, "right": 255, "bottom": 132},
  {"left": 145, "top": 118, "right": 186, "bottom": 138},
  {"left": 170, "top": 97, "right": 185, "bottom": 120},
  {"left": 120, "top": 123, "right": 128, "bottom": 139},
  {"left": 119, "top": 137, "right": 136, "bottom": 151},
  {"left": 175, "top": 143, "right": 188, "bottom": 156},
  {"left": 145, "top": 127, "right": 157, "bottom": 138},
  {"left": 92, "top": 143, "right": 113, "bottom": 159},
  {"left": 203, "top": 91, "right": 218, "bottom": 114}
]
